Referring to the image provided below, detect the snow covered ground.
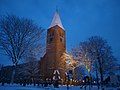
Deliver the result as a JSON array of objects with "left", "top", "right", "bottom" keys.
[{"left": 0, "top": 84, "right": 118, "bottom": 90}]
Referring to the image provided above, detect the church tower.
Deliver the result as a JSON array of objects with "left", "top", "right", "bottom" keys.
[{"left": 40, "top": 11, "right": 66, "bottom": 82}]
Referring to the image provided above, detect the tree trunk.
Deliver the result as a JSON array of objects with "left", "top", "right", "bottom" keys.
[
  {"left": 99, "top": 60, "right": 103, "bottom": 84},
  {"left": 97, "top": 56, "right": 103, "bottom": 84},
  {"left": 11, "top": 65, "right": 16, "bottom": 84},
  {"left": 96, "top": 69, "right": 99, "bottom": 89},
  {"left": 11, "top": 63, "right": 17, "bottom": 84},
  {"left": 98, "top": 57, "right": 104, "bottom": 90},
  {"left": 100, "top": 67, "right": 103, "bottom": 84}
]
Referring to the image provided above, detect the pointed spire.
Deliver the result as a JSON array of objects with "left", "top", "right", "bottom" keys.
[{"left": 49, "top": 10, "right": 64, "bottom": 30}]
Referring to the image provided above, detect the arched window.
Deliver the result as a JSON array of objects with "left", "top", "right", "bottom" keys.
[{"left": 48, "top": 32, "right": 54, "bottom": 44}]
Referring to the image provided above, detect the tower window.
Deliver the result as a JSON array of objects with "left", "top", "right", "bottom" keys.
[
  {"left": 50, "top": 38, "right": 53, "bottom": 42},
  {"left": 60, "top": 33, "right": 63, "bottom": 37},
  {"left": 52, "top": 32, "right": 54, "bottom": 36},
  {"left": 60, "top": 38, "right": 62, "bottom": 42},
  {"left": 48, "top": 38, "right": 53, "bottom": 44},
  {"left": 49, "top": 32, "right": 54, "bottom": 37}
]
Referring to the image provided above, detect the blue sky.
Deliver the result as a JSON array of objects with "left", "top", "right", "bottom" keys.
[{"left": 0, "top": 0, "right": 120, "bottom": 65}]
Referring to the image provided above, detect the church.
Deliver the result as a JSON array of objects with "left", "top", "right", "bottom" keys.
[{"left": 39, "top": 11, "right": 66, "bottom": 82}]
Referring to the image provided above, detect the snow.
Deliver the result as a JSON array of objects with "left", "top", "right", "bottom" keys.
[
  {"left": 0, "top": 84, "right": 118, "bottom": 90},
  {"left": 49, "top": 11, "right": 65, "bottom": 30}
]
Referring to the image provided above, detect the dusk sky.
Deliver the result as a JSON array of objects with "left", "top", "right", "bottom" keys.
[{"left": 0, "top": 0, "right": 120, "bottom": 65}]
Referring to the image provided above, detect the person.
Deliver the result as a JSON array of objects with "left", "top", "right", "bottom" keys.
[
  {"left": 53, "top": 79, "right": 59, "bottom": 88},
  {"left": 80, "top": 76, "right": 89, "bottom": 89}
]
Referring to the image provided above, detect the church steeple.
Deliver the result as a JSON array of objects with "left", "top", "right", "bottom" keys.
[
  {"left": 39, "top": 10, "right": 66, "bottom": 82},
  {"left": 49, "top": 11, "right": 64, "bottom": 30}
]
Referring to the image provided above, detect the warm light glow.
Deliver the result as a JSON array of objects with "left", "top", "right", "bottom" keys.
[{"left": 84, "top": 59, "right": 92, "bottom": 72}]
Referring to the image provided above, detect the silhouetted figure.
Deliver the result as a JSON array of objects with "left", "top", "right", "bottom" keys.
[
  {"left": 67, "top": 81, "right": 69, "bottom": 90},
  {"left": 80, "top": 76, "right": 89, "bottom": 89},
  {"left": 53, "top": 80, "right": 59, "bottom": 88},
  {"left": 23, "top": 79, "right": 27, "bottom": 86},
  {"left": 44, "top": 81, "right": 48, "bottom": 87}
]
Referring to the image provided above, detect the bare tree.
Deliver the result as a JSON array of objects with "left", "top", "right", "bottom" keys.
[
  {"left": 71, "top": 42, "right": 92, "bottom": 73},
  {"left": 0, "top": 15, "right": 44, "bottom": 83},
  {"left": 88, "top": 36, "right": 117, "bottom": 83},
  {"left": 71, "top": 36, "right": 117, "bottom": 85}
]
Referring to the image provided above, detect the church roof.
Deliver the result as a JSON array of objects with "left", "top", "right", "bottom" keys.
[{"left": 49, "top": 11, "right": 64, "bottom": 30}]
